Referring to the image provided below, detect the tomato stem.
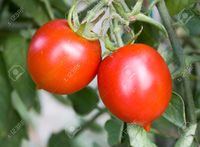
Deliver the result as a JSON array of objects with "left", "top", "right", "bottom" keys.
[
  {"left": 184, "top": 79, "right": 197, "bottom": 124},
  {"left": 40, "top": 0, "right": 55, "bottom": 20},
  {"left": 157, "top": 0, "right": 185, "bottom": 72},
  {"left": 73, "top": 108, "right": 106, "bottom": 137},
  {"left": 196, "top": 109, "right": 200, "bottom": 120},
  {"left": 129, "top": 0, "right": 144, "bottom": 15},
  {"left": 113, "top": 19, "right": 124, "bottom": 47},
  {"left": 120, "top": 0, "right": 131, "bottom": 12}
]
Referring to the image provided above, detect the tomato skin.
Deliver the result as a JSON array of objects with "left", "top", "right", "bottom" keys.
[
  {"left": 98, "top": 44, "right": 172, "bottom": 130},
  {"left": 27, "top": 19, "right": 101, "bottom": 94}
]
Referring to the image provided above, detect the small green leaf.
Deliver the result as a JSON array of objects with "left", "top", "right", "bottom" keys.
[
  {"left": 163, "top": 92, "right": 186, "bottom": 129},
  {"left": 135, "top": 13, "right": 168, "bottom": 36},
  {"left": 3, "top": 34, "right": 40, "bottom": 111},
  {"left": 131, "top": 22, "right": 160, "bottom": 48},
  {"left": 128, "top": 124, "right": 156, "bottom": 147},
  {"left": 48, "top": 130, "right": 72, "bottom": 147},
  {"left": 11, "top": 0, "right": 50, "bottom": 26},
  {"left": 68, "top": 87, "right": 99, "bottom": 115},
  {"left": 175, "top": 124, "right": 197, "bottom": 147},
  {"left": 105, "top": 117, "right": 124, "bottom": 146}
]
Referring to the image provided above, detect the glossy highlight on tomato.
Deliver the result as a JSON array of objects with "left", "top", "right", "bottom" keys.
[
  {"left": 27, "top": 19, "right": 101, "bottom": 94},
  {"left": 98, "top": 44, "right": 172, "bottom": 131}
]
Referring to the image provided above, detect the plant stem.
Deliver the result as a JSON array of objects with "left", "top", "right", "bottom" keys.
[
  {"left": 113, "top": 19, "right": 124, "bottom": 47},
  {"left": 40, "top": 0, "right": 55, "bottom": 20},
  {"left": 157, "top": 0, "right": 184, "bottom": 71},
  {"left": 184, "top": 79, "right": 197, "bottom": 124},
  {"left": 74, "top": 108, "right": 106, "bottom": 137},
  {"left": 120, "top": 0, "right": 131, "bottom": 12},
  {"left": 196, "top": 109, "right": 200, "bottom": 120}
]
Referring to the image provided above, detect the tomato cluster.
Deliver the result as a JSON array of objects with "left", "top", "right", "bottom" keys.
[{"left": 27, "top": 19, "right": 172, "bottom": 131}]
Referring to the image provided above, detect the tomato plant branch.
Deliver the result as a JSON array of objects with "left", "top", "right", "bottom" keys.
[
  {"left": 40, "top": 0, "right": 55, "bottom": 20},
  {"left": 196, "top": 109, "right": 200, "bottom": 120},
  {"left": 184, "top": 79, "right": 197, "bottom": 124},
  {"left": 119, "top": 0, "right": 131, "bottom": 12},
  {"left": 74, "top": 108, "right": 106, "bottom": 137},
  {"left": 113, "top": 19, "right": 124, "bottom": 47},
  {"left": 157, "top": 0, "right": 185, "bottom": 75}
]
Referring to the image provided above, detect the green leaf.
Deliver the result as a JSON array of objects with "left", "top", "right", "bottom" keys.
[
  {"left": 68, "top": 87, "right": 99, "bottom": 115},
  {"left": 88, "top": 122, "right": 103, "bottom": 133},
  {"left": 0, "top": 53, "right": 27, "bottom": 146},
  {"left": 162, "top": 92, "right": 186, "bottom": 129},
  {"left": 2, "top": 34, "right": 40, "bottom": 111},
  {"left": 11, "top": 0, "right": 50, "bottom": 26},
  {"left": 185, "top": 13, "right": 200, "bottom": 36},
  {"left": 128, "top": 124, "right": 156, "bottom": 147},
  {"left": 135, "top": 13, "right": 168, "bottom": 36},
  {"left": 0, "top": 54, "right": 12, "bottom": 138},
  {"left": 175, "top": 124, "right": 197, "bottom": 147},
  {"left": 152, "top": 117, "right": 179, "bottom": 138},
  {"left": 48, "top": 130, "right": 72, "bottom": 147},
  {"left": 104, "top": 117, "right": 124, "bottom": 146},
  {"left": 131, "top": 22, "right": 160, "bottom": 48},
  {"left": 166, "top": 0, "right": 197, "bottom": 16},
  {"left": 0, "top": 129, "right": 26, "bottom": 147}
]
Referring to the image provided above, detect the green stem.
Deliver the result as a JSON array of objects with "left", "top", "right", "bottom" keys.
[
  {"left": 196, "top": 109, "right": 200, "bottom": 120},
  {"left": 40, "top": 0, "right": 55, "bottom": 20},
  {"left": 184, "top": 79, "right": 197, "bottom": 124},
  {"left": 68, "top": 2, "right": 79, "bottom": 32},
  {"left": 113, "top": 19, "right": 124, "bottom": 47},
  {"left": 120, "top": 0, "right": 131, "bottom": 12},
  {"left": 134, "top": 13, "right": 167, "bottom": 36},
  {"left": 84, "top": 0, "right": 107, "bottom": 23},
  {"left": 121, "top": 122, "right": 129, "bottom": 143},
  {"left": 157, "top": 0, "right": 184, "bottom": 70},
  {"left": 130, "top": 0, "right": 144, "bottom": 15},
  {"left": 74, "top": 108, "right": 106, "bottom": 137},
  {"left": 112, "top": 1, "right": 128, "bottom": 19}
]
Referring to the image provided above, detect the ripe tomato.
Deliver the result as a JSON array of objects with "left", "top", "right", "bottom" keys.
[
  {"left": 98, "top": 44, "right": 172, "bottom": 131},
  {"left": 27, "top": 19, "right": 101, "bottom": 94}
]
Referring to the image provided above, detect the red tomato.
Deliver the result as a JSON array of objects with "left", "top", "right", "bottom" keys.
[
  {"left": 98, "top": 44, "right": 172, "bottom": 131},
  {"left": 27, "top": 19, "right": 101, "bottom": 94}
]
